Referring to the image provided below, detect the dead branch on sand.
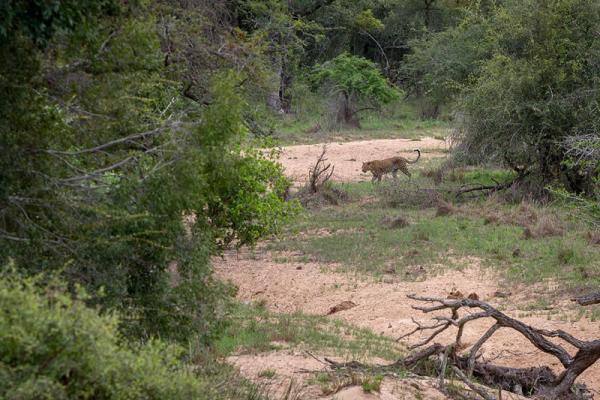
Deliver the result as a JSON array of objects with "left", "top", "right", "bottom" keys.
[
  {"left": 316, "top": 295, "right": 598, "bottom": 399},
  {"left": 571, "top": 292, "right": 600, "bottom": 306},
  {"left": 396, "top": 294, "right": 599, "bottom": 400},
  {"left": 308, "top": 145, "right": 334, "bottom": 193}
]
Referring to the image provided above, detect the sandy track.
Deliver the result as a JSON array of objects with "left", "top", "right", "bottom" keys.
[
  {"left": 215, "top": 249, "right": 600, "bottom": 396},
  {"left": 280, "top": 137, "right": 447, "bottom": 184}
]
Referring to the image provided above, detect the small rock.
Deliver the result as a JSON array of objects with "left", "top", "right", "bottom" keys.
[
  {"left": 447, "top": 289, "right": 464, "bottom": 299},
  {"left": 405, "top": 249, "right": 419, "bottom": 257},
  {"left": 436, "top": 202, "right": 454, "bottom": 217},
  {"left": 493, "top": 290, "right": 512, "bottom": 298},
  {"left": 296, "top": 266, "right": 302, "bottom": 270},
  {"left": 327, "top": 300, "right": 357, "bottom": 315}
]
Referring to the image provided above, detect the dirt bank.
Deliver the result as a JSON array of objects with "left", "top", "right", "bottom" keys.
[{"left": 215, "top": 249, "right": 600, "bottom": 395}]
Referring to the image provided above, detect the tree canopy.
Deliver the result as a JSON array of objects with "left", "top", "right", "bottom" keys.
[{"left": 312, "top": 53, "right": 400, "bottom": 126}]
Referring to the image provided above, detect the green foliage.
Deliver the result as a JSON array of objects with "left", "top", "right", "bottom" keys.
[
  {"left": 354, "top": 9, "right": 384, "bottom": 31},
  {"left": 550, "top": 188, "right": 600, "bottom": 228},
  {"left": 404, "top": 8, "right": 493, "bottom": 105},
  {"left": 312, "top": 53, "right": 399, "bottom": 105},
  {"left": 0, "top": 0, "right": 118, "bottom": 45},
  {"left": 0, "top": 269, "right": 209, "bottom": 399},
  {"left": 0, "top": 1, "right": 298, "bottom": 344},
  {"left": 198, "top": 74, "right": 300, "bottom": 248},
  {"left": 312, "top": 53, "right": 400, "bottom": 125},
  {"left": 361, "top": 374, "right": 384, "bottom": 393},
  {"left": 409, "top": 0, "right": 600, "bottom": 193}
]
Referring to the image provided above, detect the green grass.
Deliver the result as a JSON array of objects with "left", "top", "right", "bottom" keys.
[
  {"left": 213, "top": 303, "right": 404, "bottom": 362},
  {"left": 274, "top": 111, "right": 449, "bottom": 146},
  {"left": 588, "top": 305, "right": 600, "bottom": 322},
  {"left": 447, "top": 168, "right": 517, "bottom": 186},
  {"left": 257, "top": 369, "right": 277, "bottom": 379},
  {"left": 273, "top": 180, "right": 600, "bottom": 289},
  {"left": 361, "top": 374, "right": 384, "bottom": 393}
]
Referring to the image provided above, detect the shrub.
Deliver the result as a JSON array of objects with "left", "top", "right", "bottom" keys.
[
  {"left": 375, "top": 183, "right": 443, "bottom": 209},
  {"left": 409, "top": 0, "right": 600, "bottom": 193},
  {"left": 0, "top": 0, "right": 299, "bottom": 344},
  {"left": 0, "top": 269, "right": 209, "bottom": 399}
]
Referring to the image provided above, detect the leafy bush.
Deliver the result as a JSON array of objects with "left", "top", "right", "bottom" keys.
[
  {"left": 408, "top": 0, "right": 600, "bottom": 194},
  {"left": 0, "top": 2, "right": 298, "bottom": 343},
  {"left": 311, "top": 53, "right": 400, "bottom": 127},
  {"left": 0, "top": 269, "right": 209, "bottom": 400}
]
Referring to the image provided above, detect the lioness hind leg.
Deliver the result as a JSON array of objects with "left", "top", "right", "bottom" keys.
[{"left": 392, "top": 169, "right": 398, "bottom": 179}]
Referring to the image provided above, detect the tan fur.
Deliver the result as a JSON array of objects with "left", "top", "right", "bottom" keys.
[{"left": 362, "top": 149, "right": 420, "bottom": 182}]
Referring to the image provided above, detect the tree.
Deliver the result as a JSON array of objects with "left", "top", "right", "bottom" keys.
[
  {"left": 311, "top": 53, "right": 400, "bottom": 127},
  {"left": 407, "top": 0, "right": 600, "bottom": 193},
  {"left": 0, "top": 0, "right": 298, "bottom": 342}
]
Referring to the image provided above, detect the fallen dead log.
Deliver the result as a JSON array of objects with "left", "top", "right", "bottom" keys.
[
  {"left": 397, "top": 294, "right": 599, "bottom": 400},
  {"left": 310, "top": 294, "right": 598, "bottom": 399},
  {"left": 571, "top": 292, "right": 600, "bottom": 306}
]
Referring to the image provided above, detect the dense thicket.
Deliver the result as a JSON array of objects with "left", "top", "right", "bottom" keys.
[
  {"left": 408, "top": 0, "right": 600, "bottom": 196},
  {"left": 2, "top": 0, "right": 599, "bottom": 396},
  {"left": 0, "top": 0, "right": 297, "bottom": 342}
]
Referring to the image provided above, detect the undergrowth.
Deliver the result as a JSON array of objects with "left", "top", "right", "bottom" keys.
[
  {"left": 214, "top": 302, "right": 404, "bottom": 362},
  {"left": 269, "top": 168, "right": 600, "bottom": 290},
  {"left": 274, "top": 102, "right": 449, "bottom": 145}
]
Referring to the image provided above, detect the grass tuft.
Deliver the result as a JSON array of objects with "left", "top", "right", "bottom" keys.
[
  {"left": 214, "top": 303, "right": 404, "bottom": 361},
  {"left": 269, "top": 180, "right": 600, "bottom": 288}
]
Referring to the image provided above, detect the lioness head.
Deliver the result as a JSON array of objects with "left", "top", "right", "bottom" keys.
[{"left": 361, "top": 162, "right": 370, "bottom": 172}]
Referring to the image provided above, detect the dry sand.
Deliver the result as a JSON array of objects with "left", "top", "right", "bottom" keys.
[
  {"left": 280, "top": 137, "right": 447, "bottom": 184},
  {"left": 215, "top": 249, "right": 600, "bottom": 398}
]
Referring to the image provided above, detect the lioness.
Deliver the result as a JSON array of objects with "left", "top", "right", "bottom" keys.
[{"left": 362, "top": 149, "right": 420, "bottom": 182}]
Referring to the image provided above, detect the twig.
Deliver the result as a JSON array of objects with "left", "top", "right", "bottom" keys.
[
  {"left": 46, "top": 123, "right": 181, "bottom": 156},
  {"left": 572, "top": 292, "right": 600, "bottom": 306},
  {"left": 452, "top": 366, "right": 496, "bottom": 400}
]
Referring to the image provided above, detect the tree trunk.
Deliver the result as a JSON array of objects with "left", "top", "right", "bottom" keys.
[
  {"left": 336, "top": 93, "right": 360, "bottom": 128},
  {"left": 267, "top": 56, "right": 284, "bottom": 113},
  {"left": 423, "top": 0, "right": 436, "bottom": 30},
  {"left": 279, "top": 60, "right": 293, "bottom": 113}
]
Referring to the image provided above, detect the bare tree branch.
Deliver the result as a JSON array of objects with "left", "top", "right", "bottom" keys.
[
  {"left": 308, "top": 145, "right": 335, "bottom": 193},
  {"left": 399, "top": 294, "right": 600, "bottom": 399},
  {"left": 452, "top": 366, "right": 496, "bottom": 400},
  {"left": 46, "top": 123, "right": 182, "bottom": 156},
  {"left": 572, "top": 292, "right": 600, "bottom": 306}
]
